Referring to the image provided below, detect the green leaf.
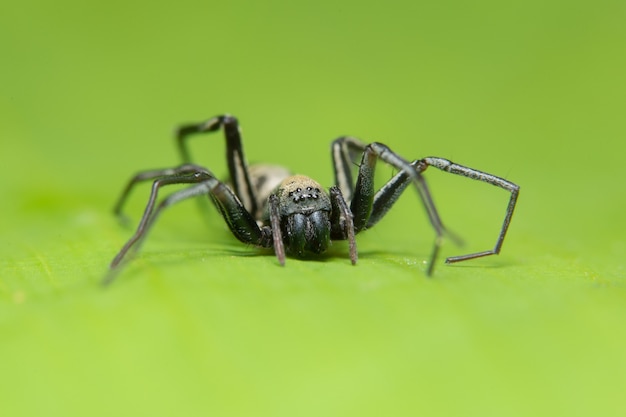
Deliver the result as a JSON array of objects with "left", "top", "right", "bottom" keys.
[{"left": 2, "top": 1, "right": 625, "bottom": 416}]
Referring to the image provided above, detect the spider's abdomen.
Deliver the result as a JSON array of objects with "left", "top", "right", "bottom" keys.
[{"left": 248, "top": 164, "right": 293, "bottom": 219}]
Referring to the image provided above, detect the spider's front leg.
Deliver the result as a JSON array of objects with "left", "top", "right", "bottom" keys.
[
  {"left": 104, "top": 165, "right": 273, "bottom": 285},
  {"left": 331, "top": 137, "right": 520, "bottom": 274},
  {"left": 332, "top": 137, "right": 446, "bottom": 275},
  {"left": 421, "top": 157, "right": 520, "bottom": 264}
]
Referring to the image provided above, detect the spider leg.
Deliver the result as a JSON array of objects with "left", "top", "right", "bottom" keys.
[
  {"left": 331, "top": 137, "right": 448, "bottom": 275},
  {"left": 329, "top": 186, "right": 358, "bottom": 264},
  {"left": 268, "top": 194, "right": 285, "bottom": 266},
  {"left": 359, "top": 143, "right": 447, "bottom": 275},
  {"left": 176, "top": 115, "right": 257, "bottom": 216},
  {"left": 422, "top": 157, "right": 520, "bottom": 264},
  {"left": 332, "top": 138, "right": 441, "bottom": 230},
  {"left": 105, "top": 166, "right": 272, "bottom": 285},
  {"left": 331, "top": 136, "right": 365, "bottom": 202},
  {"left": 366, "top": 161, "right": 420, "bottom": 229},
  {"left": 112, "top": 164, "right": 211, "bottom": 222}
]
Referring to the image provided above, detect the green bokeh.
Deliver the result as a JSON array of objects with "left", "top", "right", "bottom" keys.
[{"left": 1, "top": 0, "right": 625, "bottom": 416}]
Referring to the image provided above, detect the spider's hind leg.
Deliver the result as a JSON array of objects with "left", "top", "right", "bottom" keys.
[
  {"left": 112, "top": 164, "right": 214, "bottom": 222},
  {"left": 105, "top": 165, "right": 272, "bottom": 285}
]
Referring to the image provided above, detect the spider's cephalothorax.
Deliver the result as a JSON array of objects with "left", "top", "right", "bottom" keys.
[
  {"left": 271, "top": 176, "right": 332, "bottom": 257},
  {"left": 105, "top": 114, "right": 519, "bottom": 284}
]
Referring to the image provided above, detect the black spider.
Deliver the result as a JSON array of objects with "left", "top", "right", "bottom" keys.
[{"left": 105, "top": 115, "right": 519, "bottom": 284}]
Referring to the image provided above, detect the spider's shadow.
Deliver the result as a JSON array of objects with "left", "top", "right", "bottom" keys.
[
  {"left": 137, "top": 240, "right": 389, "bottom": 269},
  {"left": 221, "top": 242, "right": 372, "bottom": 264}
]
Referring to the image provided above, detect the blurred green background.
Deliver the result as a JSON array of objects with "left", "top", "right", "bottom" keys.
[{"left": 1, "top": 0, "right": 625, "bottom": 416}]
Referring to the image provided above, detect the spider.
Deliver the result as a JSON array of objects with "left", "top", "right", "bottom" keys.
[{"left": 104, "top": 114, "right": 519, "bottom": 284}]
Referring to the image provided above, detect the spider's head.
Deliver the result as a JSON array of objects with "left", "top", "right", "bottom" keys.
[{"left": 274, "top": 175, "right": 332, "bottom": 256}]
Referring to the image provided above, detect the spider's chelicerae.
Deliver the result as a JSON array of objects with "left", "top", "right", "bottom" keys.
[{"left": 105, "top": 114, "right": 519, "bottom": 283}]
